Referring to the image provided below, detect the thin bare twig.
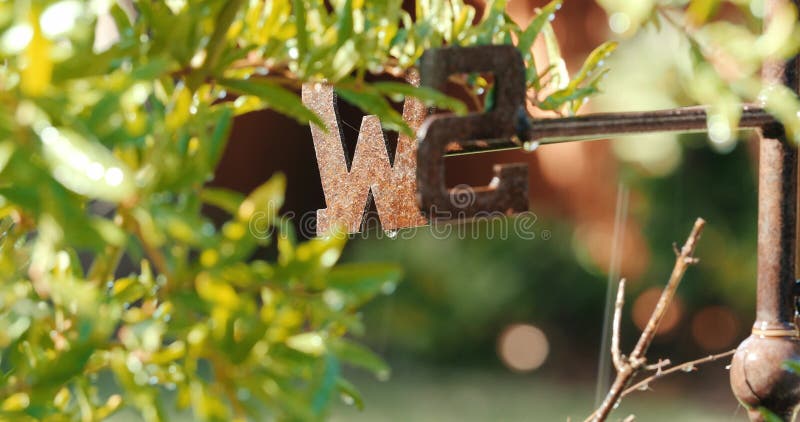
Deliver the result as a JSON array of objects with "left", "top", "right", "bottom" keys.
[
  {"left": 621, "top": 349, "right": 736, "bottom": 397},
  {"left": 587, "top": 218, "right": 706, "bottom": 422},
  {"left": 611, "top": 278, "right": 626, "bottom": 372},
  {"left": 644, "top": 358, "right": 671, "bottom": 372}
]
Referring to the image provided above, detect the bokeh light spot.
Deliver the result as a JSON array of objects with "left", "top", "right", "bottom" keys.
[
  {"left": 497, "top": 324, "right": 549, "bottom": 372},
  {"left": 609, "top": 12, "right": 631, "bottom": 34},
  {"left": 632, "top": 288, "right": 683, "bottom": 335},
  {"left": 691, "top": 306, "right": 739, "bottom": 351}
]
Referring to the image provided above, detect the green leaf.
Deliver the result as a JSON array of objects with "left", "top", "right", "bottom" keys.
[
  {"left": 111, "top": 276, "right": 147, "bottom": 304},
  {"left": 311, "top": 354, "right": 340, "bottom": 415},
  {"left": 783, "top": 359, "right": 800, "bottom": 374},
  {"left": 330, "top": 39, "right": 359, "bottom": 81},
  {"left": 201, "top": 187, "right": 245, "bottom": 215},
  {"left": 207, "top": 107, "right": 234, "bottom": 171},
  {"left": 541, "top": 21, "right": 568, "bottom": 91},
  {"left": 336, "top": 0, "right": 354, "bottom": 47},
  {"left": 219, "top": 78, "right": 323, "bottom": 126},
  {"left": 329, "top": 338, "right": 390, "bottom": 378},
  {"left": 758, "top": 407, "right": 784, "bottom": 422},
  {"left": 687, "top": 0, "right": 720, "bottom": 25},
  {"left": 286, "top": 332, "right": 326, "bottom": 355},
  {"left": 237, "top": 172, "right": 285, "bottom": 223},
  {"left": 326, "top": 263, "right": 402, "bottom": 306},
  {"left": 371, "top": 81, "right": 466, "bottom": 114},
  {"left": 292, "top": 0, "right": 308, "bottom": 57},
  {"left": 335, "top": 377, "right": 365, "bottom": 410},
  {"left": 570, "top": 41, "right": 617, "bottom": 91},
  {"left": 517, "top": 0, "right": 562, "bottom": 62},
  {"left": 335, "top": 84, "right": 412, "bottom": 135},
  {"left": 39, "top": 127, "right": 136, "bottom": 203},
  {"left": 539, "top": 85, "right": 600, "bottom": 112}
]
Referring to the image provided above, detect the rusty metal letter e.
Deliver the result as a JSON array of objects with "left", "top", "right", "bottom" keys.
[{"left": 416, "top": 45, "right": 529, "bottom": 220}]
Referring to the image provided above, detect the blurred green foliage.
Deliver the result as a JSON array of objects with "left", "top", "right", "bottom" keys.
[
  {"left": 0, "top": 0, "right": 615, "bottom": 420},
  {"left": 598, "top": 0, "right": 800, "bottom": 144}
]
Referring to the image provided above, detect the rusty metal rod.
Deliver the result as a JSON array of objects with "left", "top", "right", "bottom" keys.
[{"left": 444, "top": 104, "right": 777, "bottom": 155}]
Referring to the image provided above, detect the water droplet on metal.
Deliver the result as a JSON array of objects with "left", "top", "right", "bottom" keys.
[{"left": 523, "top": 141, "right": 540, "bottom": 152}]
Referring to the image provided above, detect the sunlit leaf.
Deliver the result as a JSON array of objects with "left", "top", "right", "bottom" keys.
[
  {"left": 329, "top": 338, "right": 390, "bottom": 378},
  {"left": 39, "top": 127, "right": 135, "bottom": 202},
  {"left": 335, "top": 84, "right": 411, "bottom": 135},
  {"left": 21, "top": 9, "right": 52, "bottom": 97},
  {"left": 220, "top": 78, "right": 323, "bottom": 126},
  {"left": 372, "top": 81, "right": 466, "bottom": 114},
  {"left": 517, "top": 0, "right": 562, "bottom": 62}
]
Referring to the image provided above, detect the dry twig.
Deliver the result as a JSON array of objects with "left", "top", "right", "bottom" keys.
[
  {"left": 611, "top": 278, "right": 626, "bottom": 372},
  {"left": 586, "top": 218, "right": 706, "bottom": 422},
  {"left": 621, "top": 349, "right": 736, "bottom": 397}
]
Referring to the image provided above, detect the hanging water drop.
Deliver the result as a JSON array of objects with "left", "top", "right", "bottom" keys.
[
  {"left": 341, "top": 393, "right": 355, "bottom": 406},
  {"left": 386, "top": 230, "right": 398, "bottom": 239},
  {"left": 381, "top": 281, "right": 397, "bottom": 295},
  {"left": 523, "top": 141, "right": 540, "bottom": 152}
]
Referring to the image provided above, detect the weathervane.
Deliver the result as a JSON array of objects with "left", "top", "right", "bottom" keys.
[{"left": 303, "top": 3, "right": 800, "bottom": 418}]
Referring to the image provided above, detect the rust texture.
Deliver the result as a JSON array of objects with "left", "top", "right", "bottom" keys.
[
  {"left": 446, "top": 105, "right": 776, "bottom": 155},
  {"left": 301, "top": 72, "right": 427, "bottom": 235},
  {"left": 416, "top": 45, "right": 529, "bottom": 219},
  {"left": 730, "top": 1, "right": 800, "bottom": 420}
]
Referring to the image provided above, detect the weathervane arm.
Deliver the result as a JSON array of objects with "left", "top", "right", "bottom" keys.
[{"left": 445, "top": 104, "right": 777, "bottom": 156}]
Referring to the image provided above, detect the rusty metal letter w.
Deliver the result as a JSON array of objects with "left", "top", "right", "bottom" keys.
[{"left": 301, "top": 82, "right": 427, "bottom": 235}]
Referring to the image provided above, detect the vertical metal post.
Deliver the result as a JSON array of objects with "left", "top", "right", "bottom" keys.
[{"left": 729, "top": 2, "right": 800, "bottom": 420}]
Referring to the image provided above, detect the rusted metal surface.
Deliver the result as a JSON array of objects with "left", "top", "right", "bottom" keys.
[
  {"left": 730, "top": 130, "right": 800, "bottom": 421},
  {"left": 417, "top": 45, "right": 529, "bottom": 219},
  {"left": 301, "top": 72, "right": 427, "bottom": 235},
  {"left": 445, "top": 105, "right": 776, "bottom": 155},
  {"left": 730, "top": 1, "right": 800, "bottom": 419}
]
